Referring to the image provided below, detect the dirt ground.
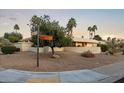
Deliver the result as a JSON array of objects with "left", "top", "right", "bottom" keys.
[{"left": 0, "top": 51, "right": 124, "bottom": 72}]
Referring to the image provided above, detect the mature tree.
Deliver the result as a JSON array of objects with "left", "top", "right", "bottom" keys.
[
  {"left": 4, "top": 32, "right": 23, "bottom": 43},
  {"left": 14, "top": 24, "right": 20, "bottom": 33},
  {"left": 92, "top": 25, "right": 97, "bottom": 37},
  {"left": 81, "top": 35, "right": 84, "bottom": 38},
  {"left": 4, "top": 33, "right": 9, "bottom": 39},
  {"left": 111, "top": 38, "right": 117, "bottom": 46},
  {"left": 107, "top": 37, "right": 111, "bottom": 41},
  {"left": 30, "top": 15, "right": 72, "bottom": 55},
  {"left": 93, "top": 35, "right": 102, "bottom": 41},
  {"left": 88, "top": 25, "right": 98, "bottom": 39},
  {"left": 66, "top": 18, "right": 77, "bottom": 37},
  {"left": 88, "top": 26, "right": 93, "bottom": 39},
  {"left": 0, "top": 37, "right": 12, "bottom": 47}
]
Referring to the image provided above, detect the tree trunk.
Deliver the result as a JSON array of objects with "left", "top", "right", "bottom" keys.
[
  {"left": 94, "top": 31, "right": 95, "bottom": 38},
  {"left": 90, "top": 31, "right": 92, "bottom": 39},
  {"left": 90, "top": 32, "right": 93, "bottom": 39},
  {"left": 89, "top": 31, "right": 90, "bottom": 39},
  {"left": 70, "top": 29, "right": 73, "bottom": 37},
  {"left": 67, "top": 31, "right": 70, "bottom": 36},
  {"left": 51, "top": 47, "right": 55, "bottom": 55}
]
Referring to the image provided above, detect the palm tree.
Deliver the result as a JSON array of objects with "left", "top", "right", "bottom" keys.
[
  {"left": 88, "top": 25, "right": 97, "bottom": 39},
  {"left": 88, "top": 26, "right": 93, "bottom": 39},
  {"left": 14, "top": 24, "right": 20, "bottom": 33},
  {"left": 67, "top": 18, "right": 77, "bottom": 37},
  {"left": 82, "top": 35, "right": 84, "bottom": 38},
  {"left": 107, "top": 37, "right": 111, "bottom": 41},
  {"left": 92, "top": 25, "right": 97, "bottom": 38}
]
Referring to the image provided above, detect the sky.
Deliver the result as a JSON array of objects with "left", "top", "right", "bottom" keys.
[{"left": 0, "top": 9, "right": 124, "bottom": 39}]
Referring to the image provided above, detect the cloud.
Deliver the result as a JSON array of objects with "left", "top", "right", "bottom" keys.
[
  {"left": 0, "top": 14, "right": 17, "bottom": 21},
  {"left": 102, "top": 35, "right": 124, "bottom": 39},
  {"left": 0, "top": 15, "right": 4, "bottom": 17},
  {"left": 0, "top": 15, "right": 6, "bottom": 19},
  {"left": 9, "top": 17, "right": 17, "bottom": 21},
  {"left": 15, "top": 12, "right": 24, "bottom": 17},
  {"left": 0, "top": 22, "right": 10, "bottom": 26}
]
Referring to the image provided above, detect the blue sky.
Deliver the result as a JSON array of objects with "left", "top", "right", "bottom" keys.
[{"left": 0, "top": 9, "right": 124, "bottom": 39}]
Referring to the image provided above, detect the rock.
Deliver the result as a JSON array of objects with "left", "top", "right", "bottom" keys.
[{"left": 51, "top": 54, "right": 60, "bottom": 58}]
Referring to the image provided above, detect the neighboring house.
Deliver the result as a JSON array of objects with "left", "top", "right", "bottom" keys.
[
  {"left": 73, "top": 38, "right": 99, "bottom": 47},
  {"left": 20, "top": 38, "right": 31, "bottom": 42},
  {"left": 15, "top": 38, "right": 32, "bottom": 51}
]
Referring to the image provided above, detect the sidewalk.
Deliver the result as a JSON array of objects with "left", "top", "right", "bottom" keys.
[
  {"left": 93, "top": 61, "right": 124, "bottom": 83},
  {"left": 0, "top": 61, "right": 123, "bottom": 83}
]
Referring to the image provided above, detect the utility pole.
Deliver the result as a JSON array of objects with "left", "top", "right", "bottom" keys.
[
  {"left": 27, "top": 23, "right": 40, "bottom": 67},
  {"left": 37, "top": 24, "right": 40, "bottom": 67}
]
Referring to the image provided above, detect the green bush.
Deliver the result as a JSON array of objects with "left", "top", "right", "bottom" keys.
[
  {"left": 108, "top": 49, "right": 114, "bottom": 55},
  {"left": 8, "top": 35, "right": 19, "bottom": 43},
  {"left": 120, "top": 48, "right": 124, "bottom": 55},
  {"left": 0, "top": 38, "right": 12, "bottom": 47},
  {"left": 122, "top": 51, "right": 124, "bottom": 55},
  {"left": 108, "top": 48, "right": 119, "bottom": 55},
  {"left": 99, "top": 44, "right": 109, "bottom": 52},
  {"left": 81, "top": 51, "right": 95, "bottom": 58},
  {"left": 4, "top": 32, "right": 23, "bottom": 43},
  {"left": 15, "top": 48, "right": 20, "bottom": 52},
  {"left": 1, "top": 46, "right": 17, "bottom": 54}
]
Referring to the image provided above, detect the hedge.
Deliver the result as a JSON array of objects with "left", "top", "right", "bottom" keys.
[{"left": 1, "top": 46, "right": 20, "bottom": 54}]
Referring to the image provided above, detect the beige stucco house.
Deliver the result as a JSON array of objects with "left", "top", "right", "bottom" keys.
[
  {"left": 14, "top": 37, "right": 102, "bottom": 53},
  {"left": 73, "top": 38, "right": 99, "bottom": 47}
]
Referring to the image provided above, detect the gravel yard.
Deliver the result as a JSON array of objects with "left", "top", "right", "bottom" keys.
[{"left": 0, "top": 51, "right": 124, "bottom": 72}]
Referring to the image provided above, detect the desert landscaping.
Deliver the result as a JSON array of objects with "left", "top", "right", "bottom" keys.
[
  {"left": 0, "top": 51, "right": 124, "bottom": 72},
  {"left": 1, "top": 9, "right": 124, "bottom": 83}
]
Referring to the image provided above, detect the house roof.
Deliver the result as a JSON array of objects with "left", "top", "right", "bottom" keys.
[
  {"left": 20, "top": 38, "right": 31, "bottom": 42},
  {"left": 73, "top": 38, "right": 99, "bottom": 44}
]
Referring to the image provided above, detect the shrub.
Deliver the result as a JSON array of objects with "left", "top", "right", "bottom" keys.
[
  {"left": 0, "top": 38, "right": 12, "bottom": 47},
  {"left": 81, "top": 51, "right": 95, "bottom": 58},
  {"left": 8, "top": 35, "right": 20, "bottom": 43},
  {"left": 99, "top": 44, "right": 109, "bottom": 52},
  {"left": 121, "top": 49, "right": 124, "bottom": 55},
  {"left": 108, "top": 48, "right": 119, "bottom": 55},
  {"left": 15, "top": 48, "right": 20, "bottom": 52},
  {"left": 1, "top": 46, "right": 16, "bottom": 54},
  {"left": 108, "top": 49, "right": 114, "bottom": 55},
  {"left": 4, "top": 32, "right": 23, "bottom": 43},
  {"left": 122, "top": 52, "right": 124, "bottom": 55}
]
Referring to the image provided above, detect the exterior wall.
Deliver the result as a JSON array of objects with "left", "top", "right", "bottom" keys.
[
  {"left": 14, "top": 42, "right": 100, "bottom": 54},
  {"left": 29, "top": 47, "right": 44, "bottom": 53},
  {"left": 74, "top": 42, "right": 97, "bottom": 47},
  {"left": 14, "top": 42, "right": 32, "bottom": 51},
  {"left": 75, "top": 42, "right": 83, "bottom": 47},
  {"left": 29, "top": 46, "right": 64, "bottom": 53},
  {"left": 87, "top": 43, "right": 97, "bottom": 47},
  {"left": 64, "top": 47, "right": 101, "bottom": 54},
  {"left": 49, "top": 47, "right": 64, "bottom": 52},
  {"left": 14, "top": 43, "right": 21, "bottom": 48},
  {"left": 0, "top": 48, "right": 2, "bottom": 54}
]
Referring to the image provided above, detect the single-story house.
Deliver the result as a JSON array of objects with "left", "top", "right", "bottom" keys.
[
  {"left": 14, "top": 37, "right": 102, "bottom": 53},
  {"left": 73, "top": 38, "right": 99, "bottom": 47}
]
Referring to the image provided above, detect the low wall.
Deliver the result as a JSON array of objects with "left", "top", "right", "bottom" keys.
[
  {"left": 0, "top": 48, "right": 2, "bottom": 54},
  {"left": 14, "top": 42, "right": 32, "bottom": 51},
  {"left": 64, "top": 47, "right": 101, "bottom": 54},
  {"left": 29, "top": 47, "right": 64, "bottom": 53},
  {"left": 14, "top": 42, "right": 101, "bottom": 54},
  {"left": 29, "top": 47, "right": 44, "bottom": 53},
  {"left": 49, "top": 47, "right": 64, "bottom": 52}
]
